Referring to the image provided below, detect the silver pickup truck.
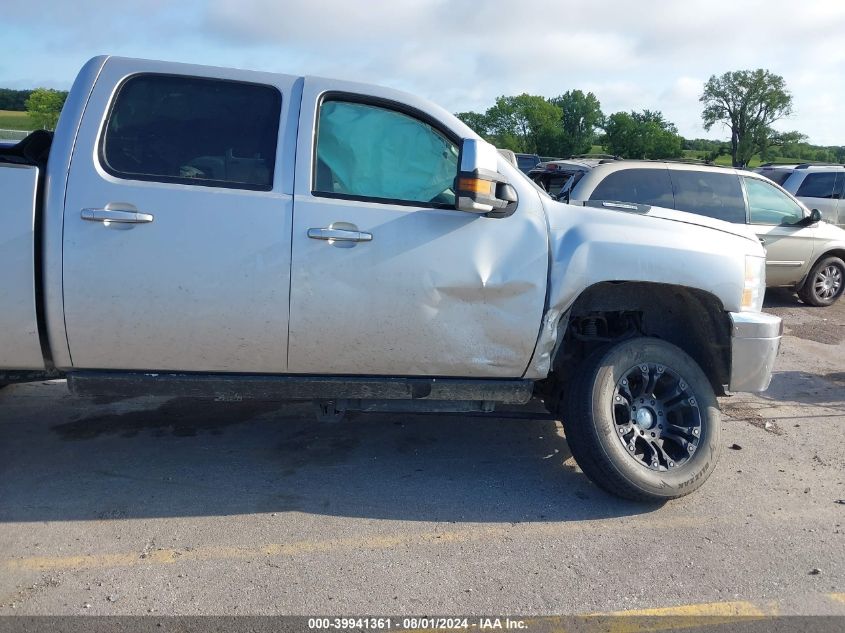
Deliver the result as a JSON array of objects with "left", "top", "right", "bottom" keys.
[{"left": 1, "top": 56, "right": 781, "bottom": 501}]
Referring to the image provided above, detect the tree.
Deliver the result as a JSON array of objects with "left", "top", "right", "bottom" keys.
[
  {"left": 25, "top": 88, "right": 68, "bottom": 131},
  {"left": 700, "top": 69, "right": 793, "bottom": 168},
  {"left": 484, "top": 94, "right": 561, "bottom": 154},
  {"left": 0, "top": 88, "right": 32, "bottom": 111},
  {"left": 601, "top": 110, "right": 683, "bottom": 159},
  {"left": 550, "top": 90, "right": 603, "bottom": 156},
  {"left": 757, "top": 129, "right": 806, "bottom": 162},
  {"left": 455, "top": 111, "right": 491, "bottom": 138}
]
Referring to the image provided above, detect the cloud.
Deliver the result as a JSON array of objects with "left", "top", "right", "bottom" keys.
[{"left": 2, "top": 0, "right": 844, "bottom": 144}]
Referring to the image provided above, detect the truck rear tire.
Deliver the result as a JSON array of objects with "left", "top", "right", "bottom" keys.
[{"left": 561, "top": 337, "right": 721, "bottom": 501}]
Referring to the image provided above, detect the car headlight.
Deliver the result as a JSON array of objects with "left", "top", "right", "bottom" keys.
[{"left": 741, "top": 255, "right": 766, "bottom": 312}]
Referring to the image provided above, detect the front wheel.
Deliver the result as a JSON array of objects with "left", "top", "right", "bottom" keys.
[
  {"left": 798, "top": 256, "right": 845, "bottom": 307},
  {"left": 560, "top": 337, "right": 721, "bottom": 501}
]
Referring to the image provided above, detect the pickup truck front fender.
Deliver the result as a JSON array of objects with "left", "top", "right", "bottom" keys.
[{"left": 524, "top": 202, "right": 755, "bottom": 380}]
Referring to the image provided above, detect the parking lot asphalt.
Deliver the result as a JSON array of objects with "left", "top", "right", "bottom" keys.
[{"left": 0, "top": 289, "right": 843, "bottom": 616}]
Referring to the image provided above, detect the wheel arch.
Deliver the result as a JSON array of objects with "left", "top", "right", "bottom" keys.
[
  {"left": 547, "top": 281, "right": 732, "bottom": 397},
  {"left": 808, "top": 248, "right": 845, "bottom": 275}
]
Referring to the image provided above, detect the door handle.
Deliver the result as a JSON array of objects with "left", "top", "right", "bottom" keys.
[
  {"left": 81, "top": 208, "right": 154, "bottom": 224},
  {"left": 307, "top": 227, "right": 372, "bottom": 242}
]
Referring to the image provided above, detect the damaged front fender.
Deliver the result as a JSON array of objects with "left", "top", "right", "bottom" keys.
[{"left": 524, "top": 201, "right": 754, "bottom": 379}]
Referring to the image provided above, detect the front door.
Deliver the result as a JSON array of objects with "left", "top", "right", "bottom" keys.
[
  {"left": 743, "top": 176, "right": 816, "bottom": 287},
  {"left": 287, "top": 84, "right": 549, "bottom": 377},
  {"left": 62, "top": 65, "right": 297, "bottom": 372}
]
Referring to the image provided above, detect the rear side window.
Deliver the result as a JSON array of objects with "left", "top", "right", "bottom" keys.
[
  {"left": 588, "top": 168, "right": 674, "bottom": 207},
  {"left": 795, "top": 172, "right": 839, "bottom": 199},
  {"left": 101, "top": 74, "right": 281, "bottom": 190},
  {"left": 313, "top": 99, "right": 459, "bottom": 207},
  {"left": 759, "top": 170, "right": 792, "bottom": 186},
  {"left": 669, "top": 170, "right": 747, "bottom": 223}
]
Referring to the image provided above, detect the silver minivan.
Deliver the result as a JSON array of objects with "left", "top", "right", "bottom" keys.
[
  {"left": 775, "top": 165, "right": 844, "bottom": 229},
  {"left": 565, "top": 161, "right": 845, "bottom": 306}
]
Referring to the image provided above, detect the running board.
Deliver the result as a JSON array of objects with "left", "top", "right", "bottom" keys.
[{"left": 67, "top": 371, "right": 534, "bottom": 405}]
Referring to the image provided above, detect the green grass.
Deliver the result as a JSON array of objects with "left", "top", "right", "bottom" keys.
[{"left": 0, "top": 110, "right": 32, "bottom": 131}]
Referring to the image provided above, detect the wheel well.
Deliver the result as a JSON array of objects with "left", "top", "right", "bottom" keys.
[
  {"left": 813, "top": 248, "right": 845, "bottom": 267},
  {"left": 545, "top": 282, "right": 732, "bottom": 398},
  {"left": 799, "top": 249, "right": 845, "bottom": 289}
]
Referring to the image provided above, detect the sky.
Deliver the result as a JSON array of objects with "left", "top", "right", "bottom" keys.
[{"left": 3, "top": 0, "right": 845, "bottom": 145}]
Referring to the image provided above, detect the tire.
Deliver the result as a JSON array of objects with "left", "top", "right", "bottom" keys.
[
  {"left": 798, "top": 256, "right": 845, "bottom": 307},
  {"left": 560, "top": 337, "right": 721, "bottom": 501}
]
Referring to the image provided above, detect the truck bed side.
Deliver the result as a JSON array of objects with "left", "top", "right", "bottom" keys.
[{"left": 0, "top": 163, "right": 46, "bottom": 370}]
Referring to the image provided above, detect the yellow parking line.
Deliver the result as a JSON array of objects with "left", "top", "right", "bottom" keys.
[
  {"left": 2, "top": 524, "right": 535, "bottom": 572},
  {"left": 829, "top": 593, "right": 845, "bottom": 605},
  {"left": 0, "top": 517, "right": 700, "bottom": 572},
  {"left": 577, "top": 600, "right": 777, "bottom": 633},
  {"left": 0, "top": 509, "right": 828, "bottom": 574},
  {"left": 594, "top": 600, "right": 769, "bottom": 617}
]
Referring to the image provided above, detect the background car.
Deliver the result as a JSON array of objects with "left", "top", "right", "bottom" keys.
[
  {"left": 514, "top": 152, "right": 541, "bottom": 174},
  {"left": 566, "top": 160, "right": 845, "bottom": 306},
  {"left": 776, "top": 165, "right": 843, "bottom": 229},
  {"left": 497, "top": 148, "right": 518, "bottom": 169},
  {"left": 754, "top": 163, "right": 800, "bottom": 186},
  {"left": 528, "top": 157, "right": 617, "bottom": 198}
]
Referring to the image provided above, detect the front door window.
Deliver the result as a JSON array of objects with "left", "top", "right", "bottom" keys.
[{"left": 744, "top": 177, "right": 804, "bottom": 225}]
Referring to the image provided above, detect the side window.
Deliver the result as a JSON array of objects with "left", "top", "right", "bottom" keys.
[
  {"left": 313, "top": 100, "right": 459, "bottom": 207},
  {"left": 101, "top": 74, "right": 281, "bottom": 190},
  {"left": 795, "top": 172, "right": 838, "bottom": 199},
  {"left": 837, "top": 173, "right": 845, "bottom": 200},
  {"left": 589, "top": 168, "right": 674, "bottom": 207},
  {"left": 669, "top": 170, "right": 747, "bottom": 223},
  {"left": 744, "top": 177, "right": 805, "bottom": 225},
  {"left": 763, "top": 170, "right": 792, "bottom": 186}
]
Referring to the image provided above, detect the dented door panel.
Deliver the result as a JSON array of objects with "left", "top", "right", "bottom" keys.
[{"left": 288, "top": 78, "right": 548, "bottom": 377}]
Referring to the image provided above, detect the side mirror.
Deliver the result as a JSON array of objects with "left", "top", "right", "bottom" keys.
[
  {"left": 808, "top": 208, "right": 823, "bottom": 224},
  {"left": 455, "top": 138, "right": 517, "bottom": 217}
]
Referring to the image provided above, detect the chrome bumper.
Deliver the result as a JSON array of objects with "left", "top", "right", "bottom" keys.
[{"left": 728, "top": 312, "right": 783, "bottom": 392}]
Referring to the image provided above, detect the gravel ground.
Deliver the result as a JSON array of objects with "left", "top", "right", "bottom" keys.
[{"left": 0, "top": 290, "right": 843, "bottom": 616}]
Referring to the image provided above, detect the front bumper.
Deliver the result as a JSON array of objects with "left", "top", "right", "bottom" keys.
[{"left": 728, "top": 312, "right": 783, "bottom": 392}]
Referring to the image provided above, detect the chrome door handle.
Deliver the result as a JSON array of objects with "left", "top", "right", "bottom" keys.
[
  {"left": 81, "top": 208, "right": 154, "bottom": 224},
  {"left": 307, "top": 227, "right": 372, "bottom": 242}
]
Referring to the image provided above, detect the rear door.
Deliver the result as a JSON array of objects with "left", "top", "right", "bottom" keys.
[
  {"left": 668, "top": 169, "right": 747, "bottom": 224},
  {"left": 286, "top": 81, "right": 549, "bottom": 377},
  {"left": 62, "top": 60, "right": 299, "bottom": 372},
  {"left": 742, "top": 176, "right": 816, "bottom": 287}
]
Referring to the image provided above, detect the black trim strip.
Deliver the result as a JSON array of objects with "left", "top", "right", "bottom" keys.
[{"left": 68, "top": 371, "right": 534, "bottom": 404}]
